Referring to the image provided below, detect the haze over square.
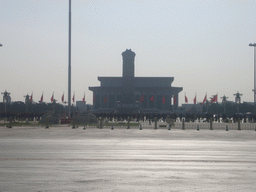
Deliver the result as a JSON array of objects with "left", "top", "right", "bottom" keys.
[{"left": 1, "top": 1, "right": 255, "bottom": 105}]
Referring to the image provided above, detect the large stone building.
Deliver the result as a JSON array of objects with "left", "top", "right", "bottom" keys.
[{"left": 89, "top": 49, "right": 183, "bottom": 113}]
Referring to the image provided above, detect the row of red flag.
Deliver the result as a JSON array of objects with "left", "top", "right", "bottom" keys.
[
  {"left": 93, "top": 94, "right": 218, "bottom": 105},
  {"left": 139, "top": 95, "right": 177, "bottom": 104},
  {"left": 29, "top": 93, "right": 217, "bottom": 105},
  {"left": 29, "top": 92, "right": 85, "bottom": 103},
  {"left": 185, "top": 94, "right": 218, "bottom": 104},
  {"left": 98, "top": 95, "right": 178, "bottom": 104},
  {"left": 98, "top": 94, "right": 217, "bottom": 105}
]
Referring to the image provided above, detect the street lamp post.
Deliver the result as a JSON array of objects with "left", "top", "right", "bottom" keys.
[
  {"left": 24, "top": 94, "right": 30, "bottom": 112},
  {"left": 221, "top": 95, "right": 228, "bottom": 114},
  {"left": 1, "top": 90, "right": 10, "bottom": 113},
  {"left": 249, "top": 43, "right": 256, "bottom": 103},
  {"left": 233, "top": 91, "right": 242, "bottom": 114}
]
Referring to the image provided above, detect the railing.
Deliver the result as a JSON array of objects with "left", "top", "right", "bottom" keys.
[{"left": 100, "top": 121, "right": 256, "bottom": 130}]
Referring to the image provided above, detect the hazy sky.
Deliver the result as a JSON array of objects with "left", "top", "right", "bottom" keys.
[{"left": 1, "top": 0, "right": 256, "bottom": 105}]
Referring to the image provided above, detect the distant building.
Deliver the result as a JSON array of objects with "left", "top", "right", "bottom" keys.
[
  {"left": 89, "top": 49, "right": 183, "bottom": 113},
  {"left": 76, "top": 101, "right": 87, "bottom": 112}
]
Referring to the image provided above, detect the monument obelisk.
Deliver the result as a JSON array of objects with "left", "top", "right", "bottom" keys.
[{"left": 121, "top": 49, "right": 135, "bottom": 112}]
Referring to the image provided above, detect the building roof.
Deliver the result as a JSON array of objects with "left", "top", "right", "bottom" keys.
[{"left": 98, "top": 76, "right": 174, "bottom": 88}]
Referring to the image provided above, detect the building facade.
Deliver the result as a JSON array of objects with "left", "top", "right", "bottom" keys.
[{"left": 89, "top": 49, "right": 183, "bottom": 113}]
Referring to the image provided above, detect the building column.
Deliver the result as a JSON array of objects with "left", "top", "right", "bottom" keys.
[
  {"left": 114, "top": 92, "right": 117, "bottom": 109},
  {"left": 174, "top": 93, "right": 178, "bottom": 109},
  {"left": 170, "top": 94, "right": 172, "bottom": 111},
  {"left": 147, "top": 94, "right": 149, "bottom": 109},
  {"left": 99, "top": 92, "right": 102, "bottom": 108},
  {"left": 93, "top": 92, "right": 96, "bottom": 110},
  {"left": 154, "top": 93, "right": 157, "bottom": 109}
]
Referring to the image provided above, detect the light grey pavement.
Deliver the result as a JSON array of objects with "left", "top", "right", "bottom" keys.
[{"left": 0, "top": 126, "right": 256, "bottom": 191}]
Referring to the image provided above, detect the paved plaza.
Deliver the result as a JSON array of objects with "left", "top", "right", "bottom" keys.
[{"left": 0, "top": 125, "right": 256, "bottom": 191}]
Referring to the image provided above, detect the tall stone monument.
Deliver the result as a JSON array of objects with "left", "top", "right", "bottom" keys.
[{"left": 121, "top": 49, "right": 135, "bottom": 110}]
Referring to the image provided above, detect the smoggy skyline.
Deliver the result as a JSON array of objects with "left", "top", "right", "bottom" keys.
[{"left": 1, "top": 0, "right": 256, "bottom": 105}]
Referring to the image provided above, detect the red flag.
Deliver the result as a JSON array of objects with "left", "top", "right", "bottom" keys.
[
  {"left": 93, "top": 96, "right": 96, "bottom": 103},
  {"left": 82, "top": 93, "right": 85, "bottom": 103},
  {"left": 50, "top": 93, "right": 54, "bottom": 102},
  {"left": 29, "top": 93, "right": 33, "bottom": 102},
  {"left": 72, "top": 93, "right": 75, "bottom": 103},
  {"left": 150, "top": 95, "right": 154, "bottom": 102},
  {"left": 215, "top": 94, "right": 218, "bottom": 103},
  {"left": 174, "top": 96, "right": 177, "bottom": 104},
  {"left": 202, "top": 94, "right": 207, "bottom": 104},
  {"left": 193, "top": 95, "right": 196, "bottom": 104},
  {"left": 61, "top": 93, "right": 64, "bottom": 103},
  {"left": 103, "top": 96, "right": 107, "bottom": 103},
  {"left": 162, "top": 95, "right": 166, "bottom": 104},
  {"left": 185, "top": 95, "right": 188, "bottom": 103},
  {"left": 140, "top": 94, "right": 144, "bottom": 103},
  {"left": 40, "top": 93, "right": 43, "bottom": 103},
  {"left": 211, "top": 94, "right": 217, "bottom": 103}
]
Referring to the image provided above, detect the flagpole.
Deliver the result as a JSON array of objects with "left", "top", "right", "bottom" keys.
[
  {"left": 249, "top": 43, "right": 256, "bottom": 103},
  {"left": 193, "top": 92, "right": 197, "bottom": 104},
  {"left": 205, "top": 92, "right": 208, "bottom": 113},
  {"left": 184, "top": 92, "right": 188, "bottom": 104},
  {"left": 84, "top": 92, "right": 85, "bottom": 112},
  {"left": 68, "top": 0, "right": 72, "bottom": 119}
]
